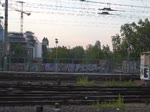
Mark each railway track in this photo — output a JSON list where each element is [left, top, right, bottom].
[[0, 71, 140, 82], [0, 84, 149, 106]]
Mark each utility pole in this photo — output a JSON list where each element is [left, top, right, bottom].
[[3, 0, 8, 71], [55, 38, 58, 72]]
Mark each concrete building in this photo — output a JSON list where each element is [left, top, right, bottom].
[[8, 32, 26, 45], [8, 32, 26, 59], [24, 31, 42, 62], [95, 40, 101, 49], [42, 37, 49, 62], [86, 44, 93, 50], [7, 31, 43, 63]]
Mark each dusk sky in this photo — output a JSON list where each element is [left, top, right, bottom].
[[0, 0, 150, 49]]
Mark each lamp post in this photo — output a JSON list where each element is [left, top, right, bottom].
[[55, 38, 58, 72]]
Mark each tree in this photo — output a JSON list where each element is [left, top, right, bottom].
[[84, 43, 105, 64], [10, 43, 26, 57], [48, 46, 71, 63], [70, 46, 84, 59], [9, 43, 27, 63], [101, 44, 112, 59], [112, 18, 150, 60], [69, 46, 85, 63], [85, 46, 101, 60], [111, 34, 126, 59]]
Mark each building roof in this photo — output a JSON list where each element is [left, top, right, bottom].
[[8, 32, 26, 43], [141, 51, 150, 55]]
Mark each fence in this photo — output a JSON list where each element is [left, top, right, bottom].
[[2, 57, 140, 74], [0, 49, 2, 71], [0, 41, 3, 71]]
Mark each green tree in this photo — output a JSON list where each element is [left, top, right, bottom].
[[101, 44, 112, 59], [85, 46, 101, 60], [48, 46, 71, 63], [112, 18, 150, 60], [84, 44, 105, 64], [111, 34, 126, 59], [9, 43, 27, 63], [10, 43, 26, 57], [70, 46, 85, 59]]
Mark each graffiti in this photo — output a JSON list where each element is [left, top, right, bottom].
[[9, 63, 25, 71], [9, 62, 113, 72], [45, 64, 55, 72], [44, 62, 112, 72], [122, 61, 140, 73], [8, 60, 140, 73]]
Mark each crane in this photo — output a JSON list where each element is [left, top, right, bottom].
[[1, 1, 31, 33], [16, 1, 31, 33]]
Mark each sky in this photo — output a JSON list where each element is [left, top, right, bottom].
[[0, 0, 150, 49]]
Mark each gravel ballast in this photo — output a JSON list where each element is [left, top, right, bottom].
[[0, 104, 150, 112]]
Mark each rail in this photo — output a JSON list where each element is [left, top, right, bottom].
[[0, 84, 149, 106]]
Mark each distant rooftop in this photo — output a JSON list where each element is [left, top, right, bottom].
[[25, 31, 34, 34], [8, 32, 24, 37], [141, 51, 150, 54]]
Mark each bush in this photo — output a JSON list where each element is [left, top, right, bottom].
[[76, 76, 96, 86]]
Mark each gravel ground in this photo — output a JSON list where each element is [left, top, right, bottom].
[[0, 104, 150, 112]]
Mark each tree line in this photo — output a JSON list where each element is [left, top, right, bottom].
[[112, 18, 150, 60], [48, 18, 150, 61], [10, 18, 150, 62], [46, 45, 112, 61]]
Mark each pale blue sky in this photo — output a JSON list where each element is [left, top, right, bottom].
[[0, 0, 150, 49]]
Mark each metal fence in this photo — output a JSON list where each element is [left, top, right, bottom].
[[0, 49, 2, 71], [0, 40, 3, 71], [2, 57, 140, 74]]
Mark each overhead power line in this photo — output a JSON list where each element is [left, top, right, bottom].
[[79, 0, 150, 9]]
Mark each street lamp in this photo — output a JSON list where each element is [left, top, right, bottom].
[[55, 38, 58, 72]]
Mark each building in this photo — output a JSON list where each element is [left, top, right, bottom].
[[42, 37, 49, 46], [95, 40, 101, 49], [86, 44, 93, 49], [8, 32, 26, 46], [42, 37, 49, 62], [8, 32, 26, 62], [24, 31, 42, 62], [7, 31, 43, 63]]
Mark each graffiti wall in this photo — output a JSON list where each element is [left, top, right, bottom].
[[8, 60, 140, 73], [122, 61, 140, 73], [44, 62, 112, 72], [8, 60, 112, 72]]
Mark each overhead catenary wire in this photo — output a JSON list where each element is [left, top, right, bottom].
[[1, 0, 150, 16], [0, 0, 150, 32], [4, 1, 150, 18]]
